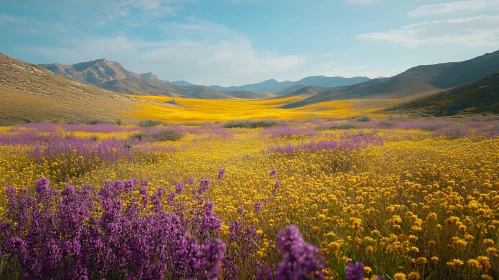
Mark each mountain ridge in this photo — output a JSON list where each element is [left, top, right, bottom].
[[282, 49, 499, 108], [210, 75, 371, 94], [382, 72, 499, 116], [41, 60, 263, 99]]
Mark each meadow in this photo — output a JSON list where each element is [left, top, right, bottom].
[[0, 116, 498, 279]]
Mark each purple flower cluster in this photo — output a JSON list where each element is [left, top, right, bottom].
[[198, 179, 211, 195], [274, 225, 325, 280], [270, 168, 277, 179], [0, 178, 231, 279], [346, 261, 365, 280], [229, 221, 259, 257], [218, 168, 226, 180]]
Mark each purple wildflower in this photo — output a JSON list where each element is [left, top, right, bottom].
[[346, 261, 365, 280], [198, 179, 211, 195], [270, 169, 277, 179], [186, 176, 195, 185], [217, 168, 226, 180], [221, 256, 238, 280], [254, 201, 262, 213], [168, 192, 176, 206], [273, 181, 281, 195], [275, 225, 325, 280], [201, 238, 226, 279], [175, 181, 184, 194], [35, 178, 50, 195]]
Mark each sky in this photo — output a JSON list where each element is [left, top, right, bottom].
[[1, 0, 499, 86]]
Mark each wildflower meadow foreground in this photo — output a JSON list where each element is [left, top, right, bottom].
[[0, 117, 498, 279]]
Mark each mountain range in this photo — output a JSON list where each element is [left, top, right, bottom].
[[40, 60, 262, 99], [41, 60, 372, 97], [208, 76, 371, 94]]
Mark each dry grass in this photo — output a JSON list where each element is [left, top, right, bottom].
[[0, 52, 138, 123]]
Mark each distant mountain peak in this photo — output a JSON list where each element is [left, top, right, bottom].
[[209, 76, 371, 94], [140, 72, 158, 79], [41, 58, 138, 85], [171, 80, 197, 87]]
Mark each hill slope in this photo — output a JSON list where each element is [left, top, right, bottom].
[[0, 53, 137, 123], [383, 72, 499, 116], [283, 50, 499, 108], [211, 76, 371, 94]]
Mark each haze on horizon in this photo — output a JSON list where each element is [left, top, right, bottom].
[[1, 0, 499, 86]]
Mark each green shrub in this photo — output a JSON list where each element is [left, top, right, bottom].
[[329, 123, 356, 130], [356, 116, 371, 122], [138, 120, 163, 128], [223, 119, 278, 129], [0, 120, 14, 126], [378, 121, 395, 128], [130, 129, 182, 142]]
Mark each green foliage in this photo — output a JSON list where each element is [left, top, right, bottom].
[[130, 128, 182, 142], [356, 116, 371, 122], [327, 123, 356, 130], [378, 121, 395, 128], [0, 120, 14, 126], [223, 119, 278, 129], [138, 120, 163, 128]]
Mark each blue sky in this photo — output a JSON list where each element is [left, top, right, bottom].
[[1, 0, 499, 86]]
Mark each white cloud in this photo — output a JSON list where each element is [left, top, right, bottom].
[[409, 0, 499, 17], [0, 14, 66, 34], [34, 19, 306, 86], [357, 15, 499, 47]]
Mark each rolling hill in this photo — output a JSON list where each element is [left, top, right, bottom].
[[210, 76, 371, 94], [0, 53, 138, 123], [41, 59, 264, 99], [383, 72, 499, 116], [282, 49, 499, 108]]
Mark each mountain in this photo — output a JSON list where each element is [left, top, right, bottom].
[[0, 53, 137, 123], [41, 59, 263, 99], [279, 84, 308, 95], [99, 77, 263, 99], [282, 50, 499, 108], [383, 72, 499, 116], [211, 76, 371, 94], [171, 80, 197, 87], [40, 59, 139, 85]]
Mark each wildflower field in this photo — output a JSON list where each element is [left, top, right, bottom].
[[0, 117, 498, 279]]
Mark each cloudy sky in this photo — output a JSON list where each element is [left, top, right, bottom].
[[1, 0, 498, 86]]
